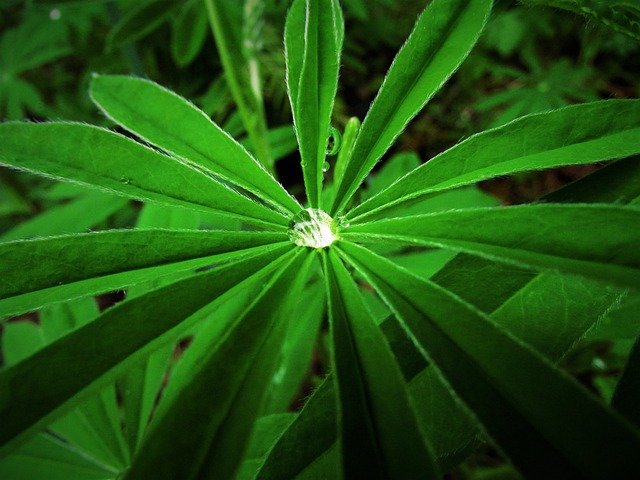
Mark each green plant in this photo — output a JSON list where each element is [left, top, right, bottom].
[[1, 0, 640, 478]]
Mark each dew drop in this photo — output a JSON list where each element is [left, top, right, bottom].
[[325, 126, 342, 156], [288, 208, 337, 249], [337, 215, 350, 228], [322, 161, 330, 173], [120, 177, 131, 184]]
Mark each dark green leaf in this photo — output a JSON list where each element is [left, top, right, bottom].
[[0, 242, 293, 455], [124, 249, 315, 480], [612, 336, 640, 428], [339, 241, 640, 480], [106, 0, 175, 50], [171, 0, 208, 66], [323, 250, 438, 479]]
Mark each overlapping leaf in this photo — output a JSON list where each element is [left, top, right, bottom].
[[348, 100, 640, 222], [338, 241, 640, 479], [330, 0, 492, 215], [344, 204, 640, 289], [0, 242, 293, 455], [125, 249, 314, 479], [90, 75, 298, 215], [0, 122, 287, 227], [322, 250, 438, 479]]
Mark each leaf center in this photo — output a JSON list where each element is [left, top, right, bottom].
[[288, 208, 338, 248]]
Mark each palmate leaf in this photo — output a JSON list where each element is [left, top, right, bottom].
[[124, 249, 314, 480], [89, 75, 299, 215], [344, 204, 640, 290], [0, 229, 285, 318], [322, 250, 439, 479], [0, 242, 293, 455], [330, 0, 493, 215], [285, 0, 344, 208], [348, 100, 640, 222]]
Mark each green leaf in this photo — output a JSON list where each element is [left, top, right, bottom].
[[262, 280, 326, 413], [322, 250, 439, 479], [118, 203, 198, 456], [106, 0, 175, 50], [519, 0, 640, 41], [236, 414, 296, 480], [612, 336, 640, 428], [0, 433, 118, 480], [0, 122, 289, 227], [256, 377, 337, 480], [89, 75, 299, 215], [338, 241, 640, 479], [332, 116, 360, 194], [330, 0, 492, 215], [124, 249, 315, 480], [348, 100, 640, 222], [285, 0, 344, 207], [0, 192, 128, 241], [0, 229, 286, 318], [0, 242, 293, 455], [344, 204, 640, 290], [204, 0, 273, 170], [546, 156, 640, 205], [170, 0, 208, 66]]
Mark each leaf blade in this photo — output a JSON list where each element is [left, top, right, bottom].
[[285, 0, 344, 207], [343, 204, 640, 290], [89, 75, 299, 215], [322, 250, 439, 479], [349, 100, 640, 221], [0, 122, 287, 227], [330, 0, 492, 215], [339, 241, 640, 480]]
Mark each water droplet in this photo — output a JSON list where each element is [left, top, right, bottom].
[[322, 161, 330, 173], [49, 8, 61, 20], [325, 126, 342, 156], [119, 177, 131, 184], [336, 214, 350, 228], [288, 208, 338, 249]]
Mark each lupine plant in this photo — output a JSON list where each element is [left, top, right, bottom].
[[1, 0, 640, 478]]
